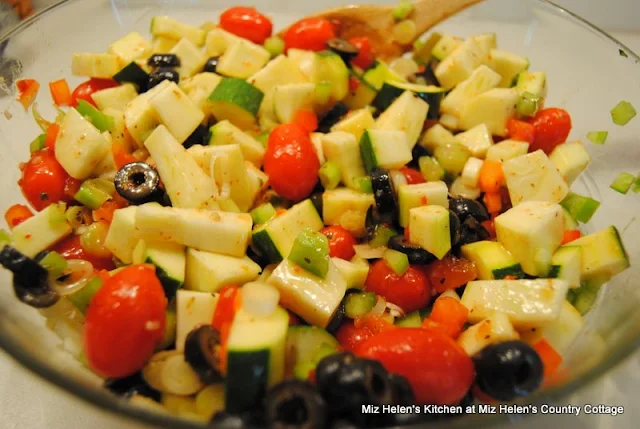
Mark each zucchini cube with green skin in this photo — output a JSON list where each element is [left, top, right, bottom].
[[568, 226, 630, 282], [149, 82, 204, 144], [503, 150, 569, 205], [217, 39, 270, 79], [320, 132, 367, 191], [288, 229, 331, 279], [124, 80, 172, 147], [459, 88, 518, 137], [373, 91, 429, 149], [252, 199, 324, 264], [71, 53, 123, 78], [208, 120, 265, 167], [397, 181, 449, 228], [330, 108, 375, 141], [209, 78, 264, 130], [150, 16, 206, 46], [434, 37, 488, 90], [133, 240, 186, 299], [55, 108, 111, 180], [520, 301, 584, 354], [206, 28, 243, 56], [268, 259, 347, 328], [548, 246, 582, 289], [457, 312, 519, 356], [485, 139, 529, 162], [169, 37, 208, 79], [92, 84, 138, 112], [419, 124, 459, 152], [144, 125, 215, 209], [104, 206, 140, 264], [440, 65, 501, 118], [135, 204, 252, 257], [179, 72, 222, 117], [184, 249, 261, 293], [455, 124, 494, 158], [460, 241, 524, 280], [360, 129, 412, 173], [495, 201, 565, 277], [176, 290, 218, 351], [332, 256, 369, 290], [312, 52, 350, 103], [431, 34, 462, 61], [273, 83, 316, 123], [549, 141, 591, 185], [322, 188, 375, 238], [488, 49, 530, 88], [11, 204, 72, 258], [108, 32, 151, 63], [461, 279, 570, 328], [409, 205, 451, 260]]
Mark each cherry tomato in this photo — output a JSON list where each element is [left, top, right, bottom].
[[52, 235, 116, 271], [321, 225, 356, 260], [349, 37, 375, 70], [561, 229, 581, 245], [528, 108, 572, 154], [84, 265, 167, 378], [70, 78, 119, 107], [424, 255, 478, 294], [365, 259, 431, 313], [336, 320, 375, 353], [19, 149, 69, 211], [400, 166, 426, 184], [4, 204, 33, 228], [219, 6, 273, 45], [427, 296, 469, 339], [292, 109, 318, 133], [355, 327, 474, 405], [506, 118, 535, 145], [283, 17, 336, 52], [212, 285, 240, 333], [264, 124, 320, 201]]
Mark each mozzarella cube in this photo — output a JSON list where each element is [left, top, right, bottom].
[[503, 150, 569, 205]]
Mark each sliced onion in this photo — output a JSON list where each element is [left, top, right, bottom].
[[49, 260, 94, 296], [354, 244, 388, 260], [369, 296, 387, 318], [241, 282, 280, 318], [386, 302, 406, 319]]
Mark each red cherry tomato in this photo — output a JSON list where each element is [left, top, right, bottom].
[[506, 118, 535, 145], [70, 78, 119, 107], [400, 167, 426, 185], [264, 124, 320, 201], [349, 37, 375, 70], [355, 327, 474, 405], [19, 149, 70, 211], [365, 259, 431, 313], [424, 255, 478, 294], [528, 108, 572, 154], [561, 229, 581, 245], [212, 285, 240, 333], [52, 235, 116, 271], [292, 109, 318, 133], [4, 204, 34, 228], [321, 225, 356, 260], [283, 17, 336, 52], [219, 6, 273, 45], [336, 320, 375, 353], [84, 265, 167, 378]]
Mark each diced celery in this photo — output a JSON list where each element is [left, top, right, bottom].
[[392, 0, 414, 21], [354, 176, 373, 194], [610, 100, 636, 126], [633, 174, 640, 193], [74, 180, 112, 209], [76, 100, 115, 132], [293, 342, 337, 379], [434, 143, 470, 176], [560, 192, 600, 223], [610, 172, 635, 194], [419, 156, 445, 182], [395, 311, 422, 327], [48, 203, 67, 226], [29, 134, 46, 153], [263, 36, 285, 58], [586, 131, 608, 145], [37, 251, 68, 279], [369, 225, 397, 248], [516, 92, 540, 118], [250, 203, 277, 225], [288, 228, 330, 278], [68, 276, 103, 314], [344, 292, 377, 319], [383, 248, 409, 275], [319, 161, 341, 190], [0, 229, 11, 247]]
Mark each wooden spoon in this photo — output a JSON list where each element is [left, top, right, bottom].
[[279, 0, 483, 62]]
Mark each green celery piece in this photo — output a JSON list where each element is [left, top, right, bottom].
[[319, 161, 341, 190], [369, 225, 397, 248], [29, 134, 46, 153], [383, 248, 409, 275], [392, 0, 414, 21], [560, 192, 600, 223], [250, 203, 276, 225], [68, 276, 103, 314], [74, 181, 111, 209], [610, 172, 635, 194], [516, 92, 540, 118], [610, 101, 636, 126], [354, 176, 373, 194], [586, 131, 608, 145], [37, 251, 68, 279], [288, 228, 330, 279], [76, 100, 114, 132], [632, 174, 640, 193]]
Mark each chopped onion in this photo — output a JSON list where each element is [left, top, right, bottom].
[[354, 244, 388, 260], [369, 296, 387, 318], [49, 260, 94, 296], [386, 302, 405, 319], [241, 282, 280, 318]]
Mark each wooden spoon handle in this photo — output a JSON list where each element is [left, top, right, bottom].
[[412, 0, 483, 36]]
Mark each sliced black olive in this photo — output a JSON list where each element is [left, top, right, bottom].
[[204, 56, 219, 73], [104, 372, 161, 402], [388, 373, 414, 405], [211, 411, 254, 429], [317, 103, 349, 133], [264, 380, 327, 429], [409, 144, 429, 168], [310, 190, 324, 216], [184, 325, 223, 384], [13, 279, 59, 308], [182, 124, 209, 148], [370, 168, 397, 218], [326, 38, 359, 64], [114, 162, 163, 205], [458, 215, 490, 247], [449, 198, 490, 222], [147, 53, 181, 68], [0, 246, 59, 308], [147, 67, 179, 90], [417, 59, 440, 87], [387, 235, 437, 265], [449, 210, 462, 247], [325, 298, 345, 335], [473, 340, 543, 402]]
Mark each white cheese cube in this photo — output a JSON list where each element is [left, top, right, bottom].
[[503, 150, 569, 205]]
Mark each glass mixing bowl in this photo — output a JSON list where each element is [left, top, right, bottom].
[[0, 0, 638, 427]]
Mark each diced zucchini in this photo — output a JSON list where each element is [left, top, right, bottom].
[[343, 61, 404, 110], [397, 181, 449, 227], [184, 248, 261, 293], [457, 312, 519, 356], [248, 55, 308, 95], [319, 161, 341, 190], [455, 123, 494, 158], [344, 292, 377, 318], [450, 176, 481, 200], [434, 38, 487, 90], [312, 52, 349, 103], [205, 28, 243, 56], [569, 226, 629, 282], [179, 72, 223, 117], [320, 132, 367, 191], [288, 229, 331, 279], [153, 36, 178, 54], [151, 16, 206, 46], [548, 246, 582, 289], [360, 129, 412, 172], [108, 32, 151, 63], [459, 88, 518, 137], [332, 256, 369, 290], [133, 240, 186, 298], [55, 108, 111, 180], [92, 83, 138, 112], [286, 326, 339, 379], [208, 120, 265, 167], [461, 279, 570, 328], [549, 141, 591, 185], [419, 124, 459, 152], [135, 204, 252, 257], [251, 203, 277, 225], [503, 150, 569, 205], [560, 192, 600, 224], [461, 241, 524, 280], [572, 278, 606, 315], [209, 78, 264, 130], [409, 205, 450, 259], [495, 201, 565, 277], [330, 108, 375, 141], [488, 49, 530, 87], [433, 141, 471, 176], [149, 82, 204, 144], [71, 53, 123, 78], [104, 206, 139, 263], [485, 139, 529, 162], [124, 80, 172, 146], [144, 125, 215, 208], [252, 199, 324, 264], [431, 34, 462, 61], [169, 37, 208, 78], [440, 65, 501, 119], [515, 71, 547, 117], [267, 259, 347, 328], [383, 248, 409, 275], [273, 83, 315, 123], [176, 289, 218, 351], [11, 204, 71, 258], [373, 91, 429, 149], [395, 311, 423, 327], [322, 188, 375, 238], [373, 82, 445, 120], [520, 301, 584, 354], [217, 39, 270, 79], [473, 33, 497, 52]]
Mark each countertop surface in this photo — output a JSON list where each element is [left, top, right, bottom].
[[0, 10, 639, 429]]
